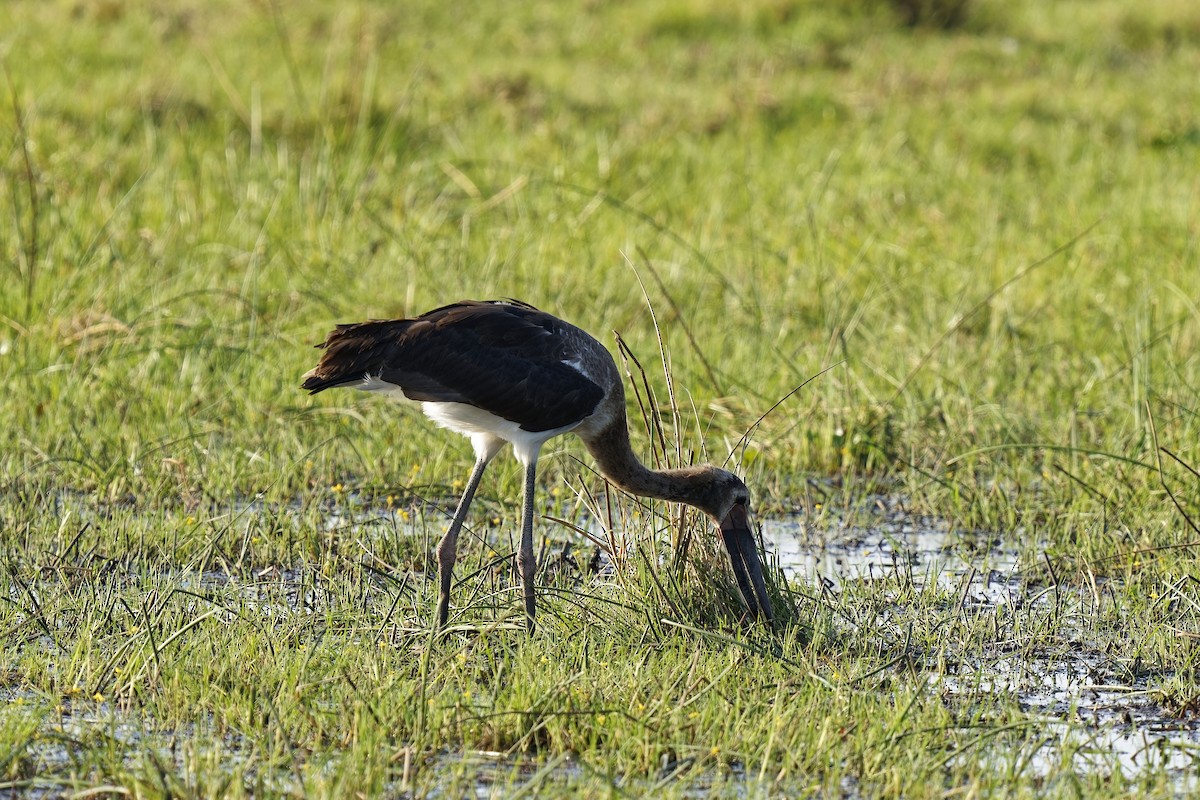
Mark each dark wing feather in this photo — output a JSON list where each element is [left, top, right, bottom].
[[301, 300, 607, 433]]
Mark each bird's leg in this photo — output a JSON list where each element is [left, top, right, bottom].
[[435, 457, 489, 628], [517, 460, 539, 634]]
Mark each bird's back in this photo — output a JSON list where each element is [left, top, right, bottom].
[[301, 300, 609, 433]]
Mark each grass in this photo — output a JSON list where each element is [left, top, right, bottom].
[[3, 0, 1200, 795]]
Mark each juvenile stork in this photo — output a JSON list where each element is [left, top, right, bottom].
[[301, 300, 773, 631]]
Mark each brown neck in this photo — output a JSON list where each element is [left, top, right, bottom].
[[581, 416, 716, 510]]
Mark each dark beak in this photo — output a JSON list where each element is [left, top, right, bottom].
[[719, 503, 774, 623]]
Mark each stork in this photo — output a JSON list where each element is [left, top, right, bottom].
[[301, 300, 774, 632]]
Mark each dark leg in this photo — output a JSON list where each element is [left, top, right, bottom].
[[516, 460, 539, 634], [435, 457, 489, 628]]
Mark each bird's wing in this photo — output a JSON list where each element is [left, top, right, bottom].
[[301, 301, 607, 433]]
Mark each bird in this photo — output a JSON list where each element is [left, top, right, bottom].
[[301, 299, 774, 632]]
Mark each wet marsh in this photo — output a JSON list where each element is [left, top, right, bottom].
[[5, 490, 1200, 796], [5, 0, 1200, 796]]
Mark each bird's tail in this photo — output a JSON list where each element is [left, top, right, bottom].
[[300, 320, 408, 394]]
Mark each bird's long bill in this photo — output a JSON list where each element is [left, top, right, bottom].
[[719, 504, 775, 623]]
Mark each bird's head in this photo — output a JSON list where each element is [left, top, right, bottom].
[[693, 468, 774, 623]]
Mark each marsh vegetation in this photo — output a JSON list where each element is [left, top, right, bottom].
[[3, 0, 1200, 796]]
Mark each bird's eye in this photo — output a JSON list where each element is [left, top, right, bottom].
[[735, 495, 748, 506]]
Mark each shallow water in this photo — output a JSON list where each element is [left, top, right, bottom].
[[935, 654, 1200, 781], [760, 513, 1022, 602], [759, 509, 1199, 789]]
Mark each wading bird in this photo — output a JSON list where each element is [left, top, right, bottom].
[[301, 300, 774, 632]]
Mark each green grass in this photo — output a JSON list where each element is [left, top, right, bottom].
[[3, 0, 1200, 795]]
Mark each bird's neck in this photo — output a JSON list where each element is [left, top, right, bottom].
[[582, 417, 713, 508]]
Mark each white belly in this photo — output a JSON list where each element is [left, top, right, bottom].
[[421, 401, 580, 467]]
